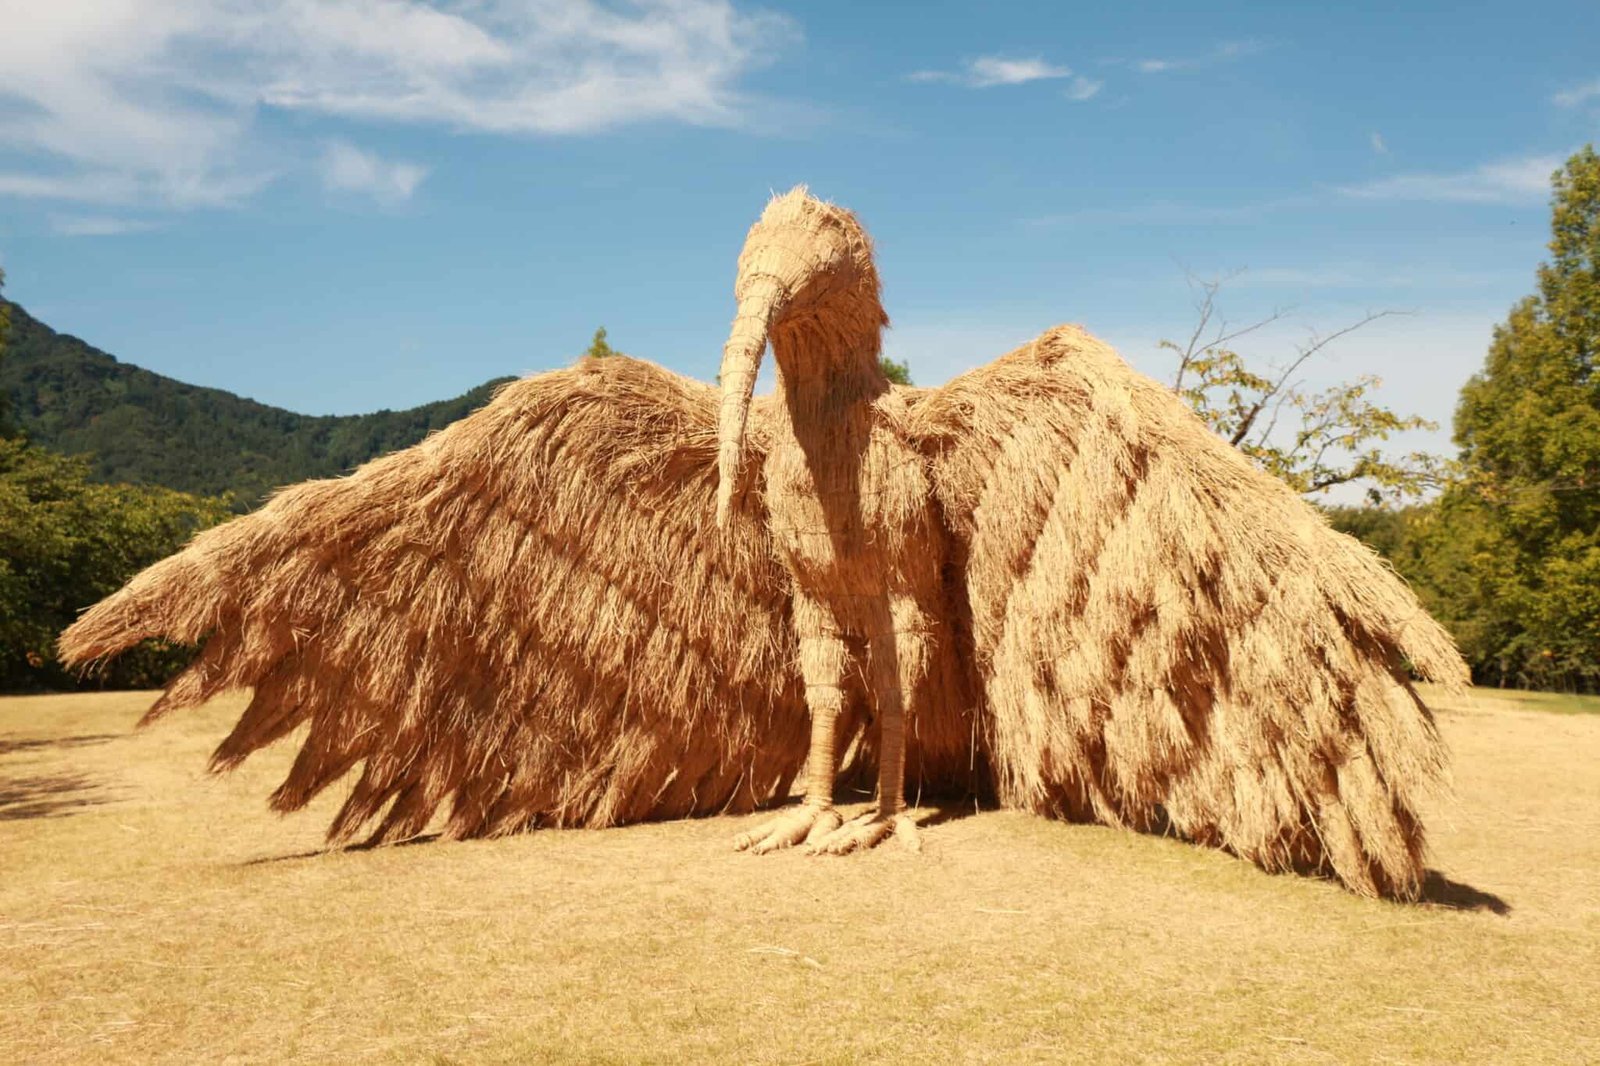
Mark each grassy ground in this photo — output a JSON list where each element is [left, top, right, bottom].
[[1455, 686, 1600, 716], [2, 686, 1597, 1065]]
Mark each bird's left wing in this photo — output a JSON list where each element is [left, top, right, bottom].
[[60, 357, 809, 844], [904, 325, 1467, 898]]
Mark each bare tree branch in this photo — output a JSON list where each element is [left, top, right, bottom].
[[1159, 277, 1437, 503], [1169, 270, 1287, 394]]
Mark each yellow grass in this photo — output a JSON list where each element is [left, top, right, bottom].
[[2, 685, 1596, 1064]]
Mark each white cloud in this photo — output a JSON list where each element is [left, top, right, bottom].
[[0, 0, 793, 210], [248, 1, 792, 132], [320, 141, 427, 204], [1370, 131, 1388, 155], [967, 56, 1070, 87], [1337, 154, 1560, 205], [1065, 76, 1103, 102], [908, 55, 1072, 88], [1133, 39, 1265, 74], [1552, 78, 1600, 107], [50, 214, 158, 236]]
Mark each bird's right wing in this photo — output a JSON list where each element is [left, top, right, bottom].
[[60, 357, 809, 844]]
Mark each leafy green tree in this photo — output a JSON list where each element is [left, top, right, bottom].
[[880, 356, 912, 386], [583, 326, 619, 359], [1444, 145, 1600, 689], [0, 439, 230, 691], [1322, 503, 1412, 558], [0, 267, 12, 438]]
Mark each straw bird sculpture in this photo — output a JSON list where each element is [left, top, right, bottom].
[[60, 188, 1467, 899]]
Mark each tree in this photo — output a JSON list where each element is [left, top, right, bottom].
[[0, 439, 232, 691], [1164, 277, 1443, 503], [880, 356, 912, 386], [583, 326, 620, 359], [0, 268, 12, 438], [1445, 145, 1600, 689]]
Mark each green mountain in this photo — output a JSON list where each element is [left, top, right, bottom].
[[0, 299, 514, 508]]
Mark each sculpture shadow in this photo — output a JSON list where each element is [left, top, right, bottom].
[[912, 801, 989, 830], [243, 832, 444, 866], [1418, 870, 1511, 915], [0, 733, 119, 756], [0, 771, 113, 821], [0, 733, 119, 821]]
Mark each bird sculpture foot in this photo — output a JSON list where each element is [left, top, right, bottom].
[[733, 803, 844, 854], [807, 811, 921, 855]]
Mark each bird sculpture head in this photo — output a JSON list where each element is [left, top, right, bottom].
[[716, 186, 889, 527]]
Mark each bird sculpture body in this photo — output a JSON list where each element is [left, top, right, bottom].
[[60, 187, 1468, 898], [718, 192, 945, 854]]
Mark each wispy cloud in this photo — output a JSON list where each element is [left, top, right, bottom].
[[320, 142, 427, 205], [1370, 132, 1388, 155], [1553, 78, 1600, 107], [1035, 151, 1561, 229], [0, 165, 273, 210], [50, 215, 159, 237], [1132, 39, 1266, 73], [908, 55, 1072, 88], [0, 0, 794, 211], [1337, 154, 1559, 205], [1065, 76, 1103, 102], [1027, 194, 1310, 228]]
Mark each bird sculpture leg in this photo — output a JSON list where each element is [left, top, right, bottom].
[[733, 595, 846, 853], [810, 595, 927, 854]]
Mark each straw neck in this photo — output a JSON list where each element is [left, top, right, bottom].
[[770, 311, 886, 415], [770, 319, 886, 447]]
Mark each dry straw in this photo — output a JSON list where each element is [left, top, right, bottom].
[[61, 187, 1466, 898]]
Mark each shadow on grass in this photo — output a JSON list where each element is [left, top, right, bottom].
[[1419, 870, 1511, 915], [914, 802, 987, 829], [0, 771, 113, 821], [0, 733, 120, 756], [243, 801, 988, 866], [244, 832, 444, 866], [235, 811, 1511, 922]]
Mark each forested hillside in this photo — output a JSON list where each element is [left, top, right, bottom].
[[0, 299, 513, 507]]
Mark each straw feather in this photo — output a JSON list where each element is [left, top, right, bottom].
[[60, 188, 1465, 898]]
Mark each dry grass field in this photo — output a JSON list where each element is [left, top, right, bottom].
[[2, 685, 1597, 1064]]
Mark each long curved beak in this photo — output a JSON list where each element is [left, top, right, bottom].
[[716, 276, 785, 528]]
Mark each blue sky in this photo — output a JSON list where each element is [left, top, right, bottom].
[[1, 1, 1597, 480]]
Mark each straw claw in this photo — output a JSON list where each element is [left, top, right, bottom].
[[734, 804, 843, 855], [807, 812, 920, 856]]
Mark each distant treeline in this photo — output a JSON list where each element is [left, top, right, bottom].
[[0, 299, 513, 509]]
